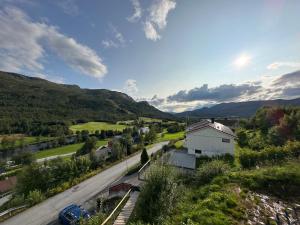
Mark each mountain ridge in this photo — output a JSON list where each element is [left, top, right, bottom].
[[0, 71, 174, 131], [175, 98, 300, 118]]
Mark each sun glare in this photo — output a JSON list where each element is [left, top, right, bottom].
[[234, 54, 251, 68]]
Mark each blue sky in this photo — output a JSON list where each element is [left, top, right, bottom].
[[0, 0, 300, 112]]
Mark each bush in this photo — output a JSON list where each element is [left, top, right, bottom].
[[134, 165, 180, 224], [12, 152, 35, 165], [195, 160, 230, 185], [26, 189, 45, 206], [231, 160, 300, 198], [239, 141, 300, 168]]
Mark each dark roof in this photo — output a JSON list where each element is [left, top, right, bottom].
[[187, 119, 236, 137]]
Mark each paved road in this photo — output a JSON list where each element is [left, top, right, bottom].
[[2, 142, 167, 225], [36, 153, 75, 163]]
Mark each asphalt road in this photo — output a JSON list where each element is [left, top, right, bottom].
[[2, 142, 167, 225], [36, 152, 75, 163]]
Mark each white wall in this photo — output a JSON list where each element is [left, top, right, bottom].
[[186, 127, 234, 157]]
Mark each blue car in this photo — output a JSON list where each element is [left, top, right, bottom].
[[58, 204, 91, 225]]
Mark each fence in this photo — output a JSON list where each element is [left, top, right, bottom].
[[138, 160, 150, 181]]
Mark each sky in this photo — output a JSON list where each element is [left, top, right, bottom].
[[0, 0, 300, 112]]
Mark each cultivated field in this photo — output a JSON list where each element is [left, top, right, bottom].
[[70, 122, 127, 133]]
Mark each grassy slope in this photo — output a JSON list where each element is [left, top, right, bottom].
[[70, 122, 127, 133], [166, 160, 300, 225], [34, 140, 108, 159], [157, 131, 185, 142]]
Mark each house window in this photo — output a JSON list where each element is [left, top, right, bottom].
[[222, 138, 230, 143], [195, 149, 202, 154]]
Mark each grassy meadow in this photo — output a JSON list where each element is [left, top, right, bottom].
[[70, 122, 127, 133], [34, 140, 108, 159]]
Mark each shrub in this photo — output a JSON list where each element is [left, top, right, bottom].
[[26, 189, 45, 206], [134, 165, 180, 224], [195, 160, 230, 185], [231, 160, 300, 198], [239, 141, 300, 168]]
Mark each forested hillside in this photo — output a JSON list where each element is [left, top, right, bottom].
[[0, 71, 173, 135]]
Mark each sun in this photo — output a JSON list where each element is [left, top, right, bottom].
[[234, 54, 251, 68]]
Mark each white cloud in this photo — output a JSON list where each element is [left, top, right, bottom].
[[56, 0, 79, 16], [267, 61, 300, 70], [102, 40, 118, 48], [127, 0, 142, 23], [143, 21, 161, 41], [145, 71, 300, 112], [102, 25, 126, 49], [123, 79, 138, 96], [143, 0, 176, 41], [0, 7, 107, 79]]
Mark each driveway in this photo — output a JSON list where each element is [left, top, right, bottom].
[[2, 142, 167, 225]]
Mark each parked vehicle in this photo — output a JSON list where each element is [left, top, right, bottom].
[[58, 204, 90, 225]]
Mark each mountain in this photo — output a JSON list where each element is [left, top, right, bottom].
[[0, 71, 174, 127], [176, 98, 300, 118]]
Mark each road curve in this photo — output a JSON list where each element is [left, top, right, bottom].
[[2, 142, 167, 225]]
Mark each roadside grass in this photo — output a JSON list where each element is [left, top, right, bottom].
[[34, 140, 108, 159], [125, 163, 141, 176], [70, 122, 127, 133], [157, 131, 185, 142]]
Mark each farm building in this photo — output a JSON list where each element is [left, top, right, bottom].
[[185, 119, 236, 157]]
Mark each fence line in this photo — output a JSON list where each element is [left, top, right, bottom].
[[0, 205, 27, 218]]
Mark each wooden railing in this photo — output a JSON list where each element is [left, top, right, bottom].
[[100, 189, 132, 225], [138, 160, 150, 181]]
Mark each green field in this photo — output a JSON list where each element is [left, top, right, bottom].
[[139, 117, 162, 123], [157, 131, 185, 142], [0, 135, 54, 150], [70, 122, 127, 133], [34, 140, 108, 159]]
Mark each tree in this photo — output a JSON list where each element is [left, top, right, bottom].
[[111, 140, 123, 160], [76, 137, 97, 156], [236, 129, 248, 147], [141, 148, 149, 165], [144, 127, 157, 144], [12, 152, 35, 165]]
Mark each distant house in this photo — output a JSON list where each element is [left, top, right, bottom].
[[139, 127, 149, 134], [95, 146, 111, 160], [186, 119, 236, 157]]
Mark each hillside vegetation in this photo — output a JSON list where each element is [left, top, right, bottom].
[[129, 106, 300, 225], [0, 71, 173, 135]]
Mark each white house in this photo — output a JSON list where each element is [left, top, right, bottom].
[[139, 127, 150, 134], [186, 119, 236, 157]]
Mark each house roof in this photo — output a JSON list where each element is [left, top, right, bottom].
[[187, 119, 236, 138], [0, 176, 17, 193]]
